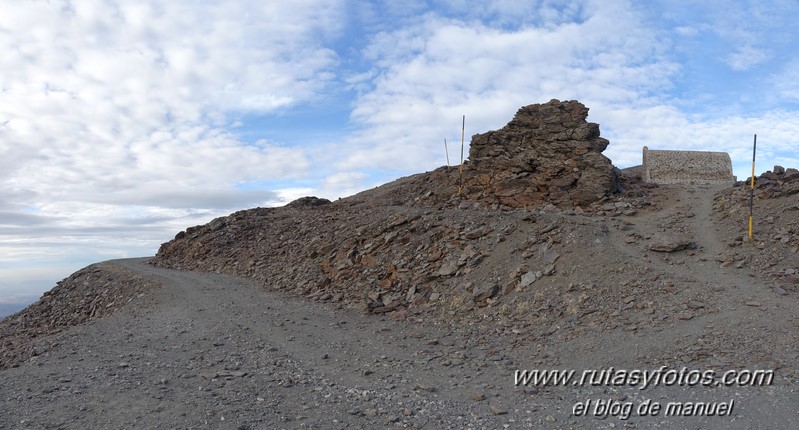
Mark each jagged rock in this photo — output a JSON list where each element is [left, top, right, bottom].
[[539, 244, 560, 264], [437, 260, 460, 277], [463, 99, 618, 207], [648, 234, 696, 252], [519, 272, 538, 288], [209, 217, 227, 232], [472, 283, 499, 302], [287, 196, 331, 208], [464, 225, 493, 240]]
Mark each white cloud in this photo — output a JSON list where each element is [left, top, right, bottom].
[[724, 45, 771, 71], [771, 60, 799, 101], [0, 0, 346, 283], [338, 1, 676, 173], [0, 0, 342, 209], [319, 171, 371, 199], [673, 25, 700, 37]]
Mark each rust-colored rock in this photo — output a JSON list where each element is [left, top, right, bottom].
[[463, 99, 617, 207]]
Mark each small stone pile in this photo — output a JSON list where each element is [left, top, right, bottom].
[[463, 99, 618, 207], [746, 165, 799, 199]]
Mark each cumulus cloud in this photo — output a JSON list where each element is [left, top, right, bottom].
[[0, 0, 347, 289], [333, 0, 799, 183], [0, 0, 342, 210], [318, 171, 371, 199], [337, 0, 676, 174]]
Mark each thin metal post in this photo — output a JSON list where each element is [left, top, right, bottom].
[[459, 115, 465, 195], [444, 138, 450, 169]]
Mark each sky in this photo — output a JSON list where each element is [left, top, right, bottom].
[[1, 0, 798, 306]]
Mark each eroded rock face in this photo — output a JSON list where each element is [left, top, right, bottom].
[[463, 99, 618, 207]]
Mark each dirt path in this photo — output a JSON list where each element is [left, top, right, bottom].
[[0, 258, 552, 429], [592, 184, 798, 364], [2, 182, 798, 430]]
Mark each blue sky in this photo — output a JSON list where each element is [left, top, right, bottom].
[[1, 0, 798, 305]]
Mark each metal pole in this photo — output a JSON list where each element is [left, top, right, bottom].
[[748, 134, 756, 238], [444, 138, 450, 169], [459, 115, 465, 195]]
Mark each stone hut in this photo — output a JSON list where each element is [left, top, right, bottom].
[[642, 146, 735, 184]]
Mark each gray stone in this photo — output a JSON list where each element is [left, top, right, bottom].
[[437, 261, 459, 276], [490, 404, 508, 415], [472, 284, 499, 302], [648, 234, 695, 252], [464, 225, 493, 240], [520, 272, 538, 288]]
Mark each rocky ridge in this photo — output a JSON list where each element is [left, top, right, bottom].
[[149, 171, 654, 330], [2, 99, 642, 371], [144, 102, 796, 377], [151, 100, 643, 331], [146, 173, 799, 377]]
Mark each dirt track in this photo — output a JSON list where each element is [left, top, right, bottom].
[[0, 261, 796, 428], [1, 184, 798, 429], [2, 258, 551, 429]]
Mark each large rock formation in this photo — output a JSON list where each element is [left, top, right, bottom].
[[463, 99, 618, 207]]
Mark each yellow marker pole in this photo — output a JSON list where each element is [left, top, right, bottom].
[[459, 115, 465, 195], [748, 134, 756, 238]]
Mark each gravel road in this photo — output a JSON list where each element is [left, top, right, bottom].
[[1, 258, 796, 429]]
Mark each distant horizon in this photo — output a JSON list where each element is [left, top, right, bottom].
[[2, 0, 798, 302], [0, 301, 37, 319]]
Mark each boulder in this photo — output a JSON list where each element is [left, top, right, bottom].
[[472, 283, 499, 302], [463, 99, 617, 207], [287, 196, 331, 208], [648, 234, 696, 252]]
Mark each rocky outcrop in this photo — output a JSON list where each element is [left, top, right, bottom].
[[463, 99, 617, 207], [713, 166, 799, 290], [287, 196, 331, 208], [750, 165, 799, 198]]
